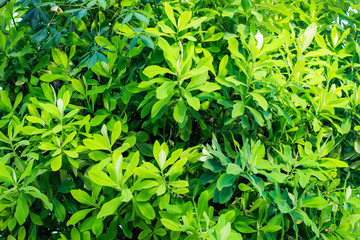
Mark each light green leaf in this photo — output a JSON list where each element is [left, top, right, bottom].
[[302, 197, 328, 209], [89, 170, 117, 187], [71, 189, 94, 206], [158, 38, 178, 67], [226, 163, 241, 175], [232, 101, 245, 118], [304, 49, 334, 57], [235, 222, 256, 233], [97, 197, 122, 218], [159, 149, 166, 170], [183, 91, 200, 111], [16, 194, 29, 225], [260, 225, 282, 232], [250, 93, 268, 110], [163, 2, 177, 28], [137, 202, 155, 220], [300, 22, 317, 53], [173, 98, 187, 123], [98, 0, 106, 10], [196, 82, 221, 92], [111, 121, 122, 146], [83, 135, 110, 151], [178, 11, 191, 31], [51, 154, 62, 171], [67, 209, 94, 225], [52, 48, 68, 69], [156, 81, 176, 99], [143, 66, 175, 78], [246, 106, 265, 126], [161, 218, 181, 231], [180, 66, 208, 81]]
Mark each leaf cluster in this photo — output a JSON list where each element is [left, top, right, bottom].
[[1, 0, 360, 239]]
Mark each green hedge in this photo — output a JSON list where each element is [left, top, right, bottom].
[[1, 0, 360, 239]]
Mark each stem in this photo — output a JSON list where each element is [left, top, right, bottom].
[[10, 141, 25, 173], [11, 14, 17, 29], [191, 199, 206, 240], [98, 6, 101, 35], [153, 0, 160, 21]]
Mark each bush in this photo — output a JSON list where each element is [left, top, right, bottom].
[[1, 0, 360, 239]]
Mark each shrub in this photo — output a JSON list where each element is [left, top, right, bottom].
[[0, 0, 360, 239]]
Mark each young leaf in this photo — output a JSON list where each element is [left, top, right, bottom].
[[16, 194, 29, 225], [111, 121, 122, 146], [173, 98, 187, 123], [143, 66, 175, 78], [163, 2, 177, 28], [97, 197, 122, 218], [300, 22, 317, 53], [89, 170, 118, 187]]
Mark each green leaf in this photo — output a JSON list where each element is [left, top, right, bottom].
[[67, 209, 94, 225], [143, 66, 175, 78], [158, 37, 178, 67], [173, 98, 187, 123], [71, 79, 85, 95], [228, 38, 246, 61], [220, 222, 231, 240], [226, 163, 241, 175], [304, 49, 334, 57], [98, 0, 106, 10], [302, 197, 328, 209], [19, 159, 34, 182], [178, 11, 191, 31], [260, 225, 282, 232], [250, 93, 268, 111], [71, 227, 81, 240], [197, 190, 208, 217], [232, 101, 245, 118], [84, 137, 110, 151], [53, 198, 66, 222], [97, 197, 122, 218], [246, 106, 265, 126], [156, 81, 176, 99], [140, 35, 154, 49], [134, 167, 160, 179], [52, 48, 68, 69], [51, 154, 62, 171], [111, 121, 122, 146], [134, 12, 149, 24], [158, 149, 166, 170], [92, 217, 104, 236], [163, 2, 177, 28], [16, 194, 29, 225], [161, 218, 181, 231], [183, 91, 200, 111], [40, 74, 70, 82], [151, 97, 171, 118], [89, 170, 117, 187], [137, 202, 155, 220], [71, 189, 94, 205], [238, 183, 253, 191], [180, 66, 209, 81], [348, 197, 360, 207], [355, 139, 360, 153], [0, 30, 6, 51], [0, 130, 9, 143], [341, 117, 351, 134], [235, 222, 256, 233], [217, 174, 237, 191], [196, 82, 221, 92], [300, 22, 317, 53]]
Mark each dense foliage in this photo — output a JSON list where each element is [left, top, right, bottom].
[[1, 0, 360, 239]]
